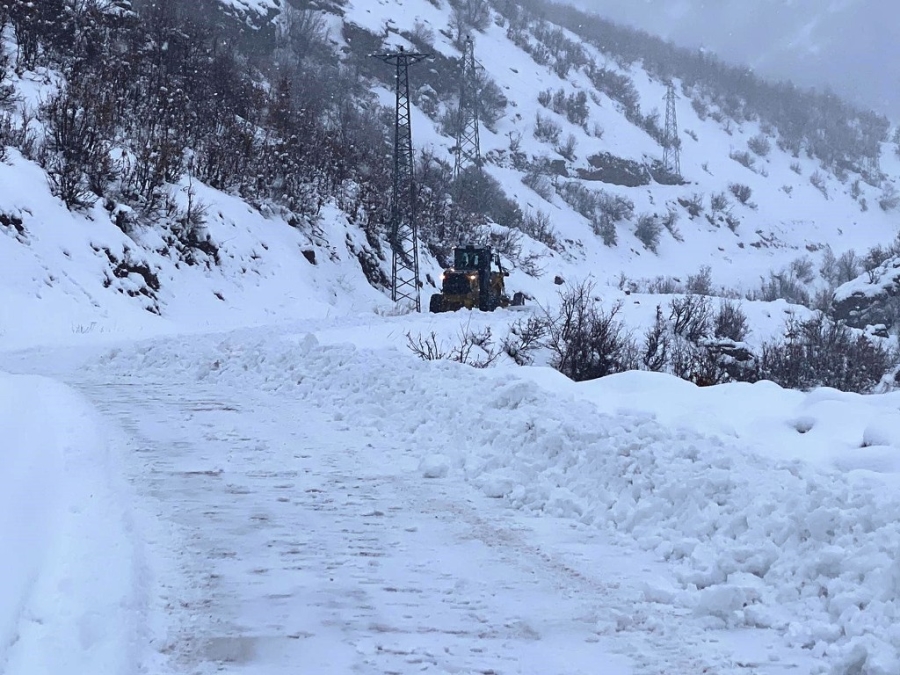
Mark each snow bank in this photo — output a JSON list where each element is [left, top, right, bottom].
[[0, 375, 65, 663], [97, 333, 900, 674], [579, 370, 900, 480], [0, 373, 142, 675]]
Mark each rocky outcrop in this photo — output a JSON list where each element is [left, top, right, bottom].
[[577, 152, 651, 187], [832, 257, 900, 329]]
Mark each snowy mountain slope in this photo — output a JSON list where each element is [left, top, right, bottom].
[[338, 0, 899, 287], [3, 0, 900, 349]]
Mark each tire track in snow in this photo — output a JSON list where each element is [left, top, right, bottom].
[[73, 375, 774, 675]]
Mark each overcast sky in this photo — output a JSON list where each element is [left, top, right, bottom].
[[564, 0, 899, 117]]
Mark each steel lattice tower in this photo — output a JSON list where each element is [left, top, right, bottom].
[[454, 36, 482, 177], [663, 81, 681, 178], [372, 47, 431, 311]]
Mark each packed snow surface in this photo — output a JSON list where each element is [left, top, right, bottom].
[[3, 313, 900, 674]]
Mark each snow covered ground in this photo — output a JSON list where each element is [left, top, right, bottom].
[[5, 1, 900, 672], [3, 312, 900, 675], [0, 371, 144, 674]]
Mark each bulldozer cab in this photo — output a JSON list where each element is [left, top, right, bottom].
[[453, 246, 489, 273]]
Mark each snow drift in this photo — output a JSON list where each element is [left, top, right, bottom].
[[95, 329, 900, 674]]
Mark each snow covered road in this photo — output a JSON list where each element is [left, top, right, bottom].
[[6, 325, 900, 674], [73, 375, 711, 675]]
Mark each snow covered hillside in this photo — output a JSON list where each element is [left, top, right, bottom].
[[3, 0, 900, 347]]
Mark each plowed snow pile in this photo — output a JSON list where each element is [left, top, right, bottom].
[[0, 374, 142, 675], [96, 331, 900, 674]]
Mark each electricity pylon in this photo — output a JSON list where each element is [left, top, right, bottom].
[[663, 81, 681, 178], [371, 47, 431, 311], [454, 36, 482, 178]]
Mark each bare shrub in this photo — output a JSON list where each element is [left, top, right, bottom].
[[646, 276, 679, 294], [597, 191, 635, 222], [640, 297, 752, 386], [789, 256, 815, 284], [593, 214, 617, 247], [634, 213, 662, 253], [522, 169, 554, 201], [714, 300, 749, 341], [809, 171, 829, 199], [519, 209, 560, 251], [533, 112, 561, 144], [753, 270, 811, 306], [790, 161, 802, 175], [557, 133, 577, 160], [661, 208, 682, 241], [729, 149, 755, 169], [502, 314, 550, 366], [836, 250, 862, 284], [38, 85, 111, 209], [669, 337, 728, 387], [729, 182, 753, 205], [642, 305, 670, 372], [747, 133, 772, 157], [709, 191, 730, 213], [411, 19, 435, 47], [759, 313, 894, 392], [669, 294, 713, 343], [546, 282, 637, 381], [277, 6, 331, 64], [406, 331, 446, 360], [558, 181, 597, 219], [820, 246, 862, 286], [691, 97, 709, 120], [685, 265, 713, 295], [406, 323, 500, 368], [2, 108, 37, 159], [879, 182, 900, 211], [678, 193, 704, 218], [563, 91, 589, 127], [863, 241, 900, 272]]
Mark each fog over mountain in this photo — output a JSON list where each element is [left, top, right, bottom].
[[565, 0, 898, 116]]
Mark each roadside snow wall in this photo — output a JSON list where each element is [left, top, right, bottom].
[[0, 373, 140, 675]]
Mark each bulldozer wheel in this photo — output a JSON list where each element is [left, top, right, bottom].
[[429, 294, 444, 313]]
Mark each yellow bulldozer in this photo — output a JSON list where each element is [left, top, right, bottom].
[[429, 245, 525, 313]]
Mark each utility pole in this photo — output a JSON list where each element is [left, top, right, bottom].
[[371, 47, 431, 312], [454, 36, 482, 178], [663, 81, 681, 178]]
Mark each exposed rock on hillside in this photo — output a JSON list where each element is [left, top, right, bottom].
[[832, 258, 900, 329]]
